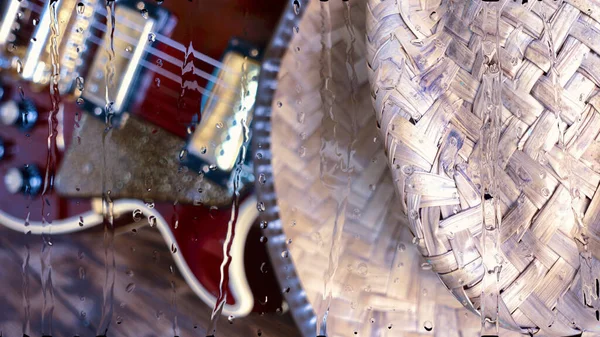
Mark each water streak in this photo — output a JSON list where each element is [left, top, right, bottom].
[[171, 278, 179, 337], [97, 1, 117, 335], [315, 1, 357, 335], [541, 13, 581, 227], [40, 1, 63, 334], [21, 242, 31, 336], [206, 59, 251, 337], [477, 3, 504, 335], [542, 10, 592, 311], [178, 41, 201, 125]]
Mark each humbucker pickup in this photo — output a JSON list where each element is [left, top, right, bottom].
[[0, 0, 170, 115]]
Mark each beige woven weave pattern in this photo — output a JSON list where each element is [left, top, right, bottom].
[[366, 0, 600, 335]]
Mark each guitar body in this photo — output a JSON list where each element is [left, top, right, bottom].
[[0, 0, 287, 317]]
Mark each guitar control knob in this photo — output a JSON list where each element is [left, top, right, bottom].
[[0, 99, 38, 130], [4, 165, 42, 196]]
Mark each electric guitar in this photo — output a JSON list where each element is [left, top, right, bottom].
[[0, 0, 288, 317]]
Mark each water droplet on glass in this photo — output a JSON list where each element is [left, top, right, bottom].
[[256, 201, 266, 212], [77, 2, 85, 14], [171, 243, 177, 254], [357, 263, 368, 275], [79, 266, 86, 279], [156, 59, 163, 67], [412, 237, 420, 245], [216, 122, 223, 129], [421, 262, 432, 270], [398, 243, 406, 252], [132, 209, 142, 222], [293, 0, 301, 15], [209, 205, 218, 219], [126, 270, 134, 277], [148, 215, 156, 227], [423, 321, 433, 331], [541, 187, 550, 197], [126, 283, 135, 293], [260, 262, 268, 274], [277, 101, 283, 108], [76, 97, 84, 105], [148, 32, 156, 42], [258, 173, 267, 185], [75, 76, 85, 91], [16, 59, 23, 74], [297, 111, 305, 124], [298, 146, 306, 158], [281, 251, 289, 258], [257, 329, 262, 336], [154, 77, 160, 88], [228, 315, 235, 324], [33, 18, 38, 26], [140, 8, 149, 19], [260, 221, 268, 229], [179, 149, 187, 161]]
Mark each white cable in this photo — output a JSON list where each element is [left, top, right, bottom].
[[0, 197, 257, 317]]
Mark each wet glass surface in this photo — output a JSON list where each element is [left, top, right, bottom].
[[1, 0, 599, 337]]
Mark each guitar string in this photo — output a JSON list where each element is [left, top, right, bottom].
[[85, 32, 238, 110], [94, 6, 237, 74], [24, 1, 233, 72], [23, 1, 241, 93], [17, 7, 240, 109], [87, 19, 238, 92]]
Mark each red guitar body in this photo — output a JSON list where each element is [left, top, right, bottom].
[[0, 0, 287, 317]]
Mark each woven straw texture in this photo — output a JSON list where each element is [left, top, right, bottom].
[[366, 0, 600, 335], [268, 0, 524, 336]]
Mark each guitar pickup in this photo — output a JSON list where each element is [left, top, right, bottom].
[[0, 0, 170, 115], [80, 1, 170, 115], [185, 39, 261, 187], [0, 0, 98, 89]]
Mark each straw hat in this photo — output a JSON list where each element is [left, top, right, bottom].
[[366, 0, 600, 335], [254, 0, 524, 336]]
